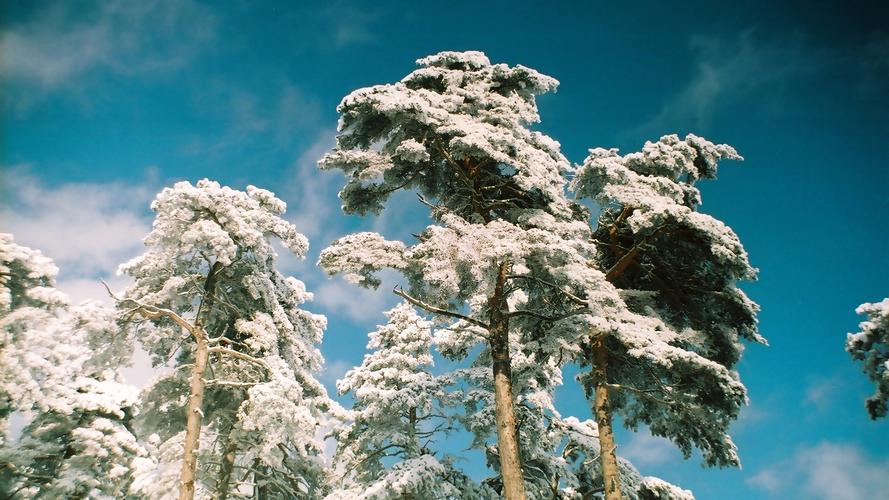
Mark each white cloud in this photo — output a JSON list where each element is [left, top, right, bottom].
[[0, 168, 154, 284], [621, 430, 682, 467], [56, 275, 135, 306], [182, 81, 323, 157], [632, 31, 815, 137], [319, 1, 380, 49], [747, 468, 783, 493], [747, 442, 889, 499], [319, 358, 354, 389], [285, 131, 343, 246], [804, 376, 845, 412], [1, 0, 216, 107], [314, 277, 398, 326]]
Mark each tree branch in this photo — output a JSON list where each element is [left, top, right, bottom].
[[506, 274, 588, 306], [208, 347, 271, 371], [604, 224, 667, 282], [102, 280, 196, 335], [605, 383, 672, 406], [392, 286, 489, 329], [203, 379, 259, 388]]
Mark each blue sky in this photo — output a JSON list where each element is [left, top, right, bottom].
[[2, 1, 888, 498]]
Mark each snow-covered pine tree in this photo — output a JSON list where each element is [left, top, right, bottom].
[[328, 302, 483, 499], [318, 50, 588, 499], [1, 233, 69, 435], [569, 134, 765, 498], [847, 297, 889, 419], [118, 180, 339, 499], [0, 234, 145, 498]]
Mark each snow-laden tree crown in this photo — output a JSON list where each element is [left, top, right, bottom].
[[320, 50, 571, 220], [847, 297, 889, 419], [569, 134, 765, 469], [119, 179, 340, 498], [1, 234, 144, 498]]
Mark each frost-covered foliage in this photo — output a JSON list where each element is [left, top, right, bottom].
[[119, 180, 340, 498], [572, 134, 764, 364], [319, 49, 571, 220], [0, 234, 144, 498], [571, 135, 764, 467], [329, 302, 485, 499], [847, 297, 889, 419], [550, 417, 694, 500], [1, 234, 68, 432]]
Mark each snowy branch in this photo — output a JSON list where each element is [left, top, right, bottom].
[[102, 279, 196, 335], [506, 274, 588, 306], [392, 286, 489, 329], [207, 346, 271, 372]]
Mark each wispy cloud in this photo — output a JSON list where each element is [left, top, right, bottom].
[[182, 81, 323, 157], [631, 28, 889, 140], [314, 276, 399, 327], [1, 0, 217, 108], [283, 131, 343, 246], [621, 429, 682, 467], [747, 467, 783, 493], [804, 375, 846, 413], [0, 167, 155, 303], [631, 30, 815, 137], [319, 1, 381, 49], [319, 358, 353, 390], [747, 442, 889, 499]]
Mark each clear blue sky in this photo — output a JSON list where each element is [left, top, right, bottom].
[[2, 1, 887, 498]]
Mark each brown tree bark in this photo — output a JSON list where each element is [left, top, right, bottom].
[[179, 262, 222, 500], [592, 336, 621, 500], [215, 425, 239, 500], [179, 327, 209, 500], [488, 261, 526, 500]]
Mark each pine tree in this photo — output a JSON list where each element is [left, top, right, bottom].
[[118, 180, 340, 499], [318, 51, 586, 499], [0, 234, 145, 498], [328, 302, 483, 499], [847, 297, 889, 419], [569, 134, 765, 498]]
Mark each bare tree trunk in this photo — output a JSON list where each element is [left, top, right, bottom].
[[489, 261, 526, 500], [180, 262, 222, 500], [179, 328, 209, 500], [592, 336, 621, 500], [215, 425, 238, 500]]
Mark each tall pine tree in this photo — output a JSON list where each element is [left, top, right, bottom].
[[318, 51, 587, 499], [569, 135, 765, 498], [118, 180, 340, 499]]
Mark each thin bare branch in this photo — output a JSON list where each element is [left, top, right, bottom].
[[208, 347, 271, 371], [203, 379, 259, 388], [102, 280, 196, 335], [605, 383, 672, 406], [392, 286, 489, 329]]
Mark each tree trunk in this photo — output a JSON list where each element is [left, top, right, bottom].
[[179, 328, 209, 500], [180, 262, 222, 500], [215, 425, 238, 500], [488, 261, 526, 500], [592, 336, 621, 500]]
